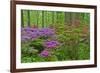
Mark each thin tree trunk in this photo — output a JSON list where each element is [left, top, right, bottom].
[[80, 13, 85, 25], [65, 12, 67, 25], [71, 13, 76, 25], [55, 12, 57, 24], [27, 10, 30, 26], [65, 12, 72, 25], [45, 11, 47, 27], [57, 12, 59, 24], [36, 10, 38, 27], [52, 12, 54, 25], [71, 12, 81, 26], [42, 11, 44, 27], [21, 10, 24, 27]]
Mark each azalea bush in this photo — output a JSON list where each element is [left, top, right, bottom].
[[21, 24, 90, 63], [21, 26, 62, 62]]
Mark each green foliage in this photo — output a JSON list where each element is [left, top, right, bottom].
[[29, 39, 44, 53], [21, 10, 90, 63]]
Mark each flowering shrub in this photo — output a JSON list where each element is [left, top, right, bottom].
[[40, 28, 55, 37], [40, 50, 49, 57], [21, 27, 55, 42], [21, 25, 90, 63], [21, 27, 60, 58], [44, 40, 60, 49]]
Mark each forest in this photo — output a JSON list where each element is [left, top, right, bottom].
[[21, 10, 90, 63]]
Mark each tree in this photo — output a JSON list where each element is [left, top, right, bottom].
[[72, 12, 80, 27], [21, 10, 24, 27], [64, 12, 72, 25], [52, 11, 54, 25], [27, 10, 30, 26], [36, 10, 38, 26], [42, 11, 44, 27]]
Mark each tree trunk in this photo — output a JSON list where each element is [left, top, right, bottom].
[[65, 12, 72, 25], [42, 11, 44, 27], [27, 10, 30, 26], [36, 10, 38, 27], [21, 10, 24, 27], [52, 12, 54, 25]]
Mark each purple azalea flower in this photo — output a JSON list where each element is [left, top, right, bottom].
[[24, 27, 31, 31], [21, 27, 56, 42], [32, 28, 41, 36], [40, 28, 55, 37], [21, 27, 25, 31], [31, 33, 39, 39], [40, 50, 49, 57], [44, 40, 60, 49], [21, 35, 31, 42]]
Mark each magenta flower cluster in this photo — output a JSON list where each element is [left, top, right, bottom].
[[40, 50, 49, 57], [40, 40, 59, 57]]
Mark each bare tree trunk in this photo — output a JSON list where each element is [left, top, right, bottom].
[[45, 11, 48, 27], [52, 12, 54, 25], [36, 10, 38, 27], [42, 11, 44, 27], [21, 10, 24, 27], [71, 13, 76, 25], [65, 12, 72, 25], [55, 12, 57, 25], [27, 10, 30, 26], [71, 12, 81, 27]]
